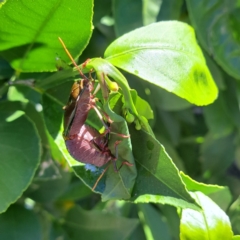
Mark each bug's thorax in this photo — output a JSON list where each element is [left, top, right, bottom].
[[63, 79, 95, 138]]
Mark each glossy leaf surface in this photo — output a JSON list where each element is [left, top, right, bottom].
[[0, 0, 93, 72], [105, 21, 218, 106], [180, 192, 233, 240], [181, 172, 232, 211], [186, 0, 240, 79], [130, 126, 199, 210], [0, 102, 41, 213], [0, 205, 41, 240], [63, 206, 139, 240], [228, 196, 240, 235]]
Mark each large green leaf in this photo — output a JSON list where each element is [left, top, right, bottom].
[[186, 0, 240, 79], [180, 192, 233, 240], [25, 165, 71, 203], [63, 206, 139, 240], [0, 101, 41, 213], [181, 172, 232, 211], [0, 204, 41, 240], [104, 21, 218, 106], [228, 196, 240, 235], [129, 126, 199, 210], [0, 0, 93, 72]]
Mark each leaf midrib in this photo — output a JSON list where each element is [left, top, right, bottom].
[[136, 158, 194, 203], [19, 0, 63, 70], [105, 46, 203, 62]]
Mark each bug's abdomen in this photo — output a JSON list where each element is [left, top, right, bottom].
[[66, 125, 113, 167]]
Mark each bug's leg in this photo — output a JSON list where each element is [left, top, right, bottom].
[[92, 162, 111, 191], [92, 140, 133, 191], [92, 105, 110, 129], [112, 141, 133, 172], [92, 105, 130, 139], [92, 72, 130, 138]]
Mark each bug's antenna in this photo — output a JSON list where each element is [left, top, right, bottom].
[[58, 37, 87, 80]]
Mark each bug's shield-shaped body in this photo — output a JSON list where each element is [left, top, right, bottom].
[[63, 79, 94, 138], [64, 80, 115, 167]]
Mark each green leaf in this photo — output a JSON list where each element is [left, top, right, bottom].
[[156, 135, 186, 171], [157, 205, 180, 240], [113, 0, 143, 36], [0, 204, 41, 240], [63, 206, 139, 240], [7, 85, 50, 146], [0, 0, 93, 72], [204, 92, 235, 139], [8, 85, 41, 104], [50, 222, 70, 240], [186, 0, 240, 79], [129, 126, 199, 210], [228, 196, 240, 235], [93, 0, 112, 24], [129, 89, 154, 119], [233, 236, 240, 240], [180, 192, 233, 240], [142, 0, 162, 25], [138, 204, 172, 240], [41, 83, 77, 165], [25, 165, 71, 203], [0, 57, 14, 80], [0, 101, 41, 213], [181, 172, 232, 211], [157, 0, 183, 21], [150, 85, 191, 111], [201, 133, 236, 177], [104, 21, 218, 106], [204, 52, 225, 90], [57, 180, 92, 202], [157, 110, 181, 146], [222, 77, 240, 129], [180, 172, 227, 195]]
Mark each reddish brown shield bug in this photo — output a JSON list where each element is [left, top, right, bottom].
[[59, 37, 133, 190]]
